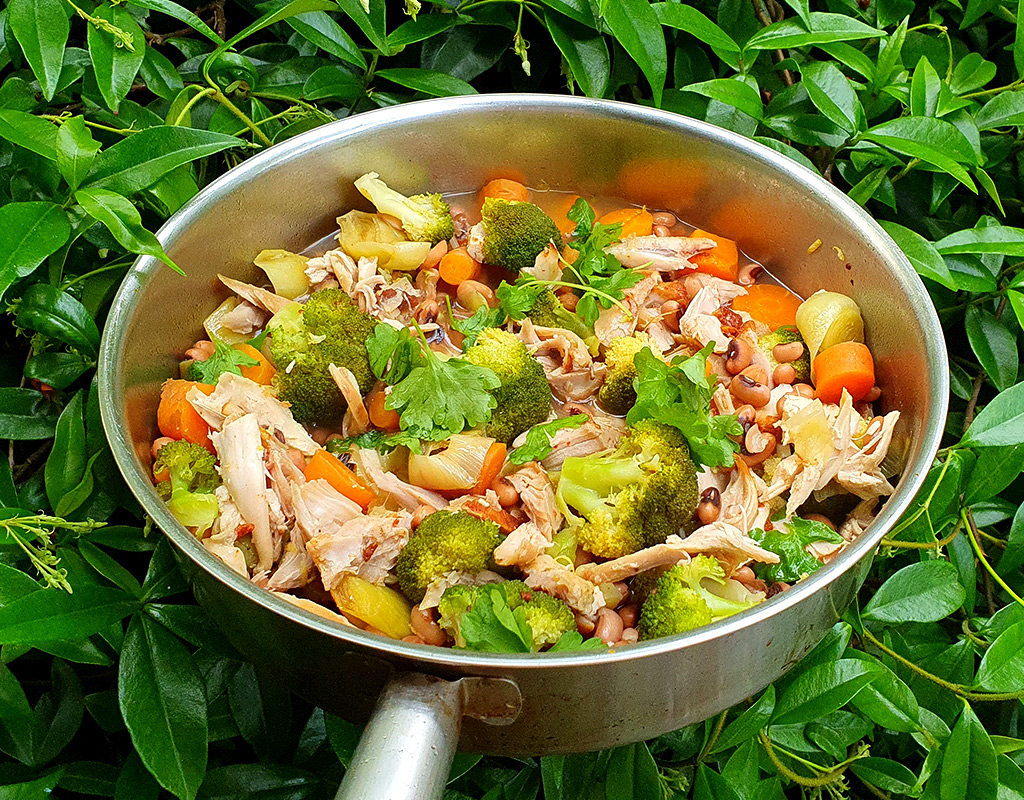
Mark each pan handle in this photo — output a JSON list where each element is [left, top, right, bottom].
[[335, 673, 521, 800]]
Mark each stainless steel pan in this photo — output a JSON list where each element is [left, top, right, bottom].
[[98, 95, 948, 800]]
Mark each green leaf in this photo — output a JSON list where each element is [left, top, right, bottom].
[[863, 117, 977, 191], [878, 221, 956, 289], [56, 117, 101, 193], [86, 4, 146, 113], [801, 61, 862, 133], [1017, 0, 1024, 79], [850, 659, 920, 733], [603, 0, 667, 107], [509, 415, 588, 465], [975, 620, 1024, 692], [605, 743, 661, 800], [950, 52, 996, 95], [710, 686, 775, 754], [965, 306, 1018, 392], [911, 56, 942, 117], [851, 758, 918, 795], [749, 518, 843, 583], [0, 110, 58, 160], [0, 389, 60, 440], [683, 78, 763, 120], [0, 202, 71, 300], [652, 3, 739, 53], [772, 659, 879, 725], [0, 660, 36, 765], [286, 11, 366, 70], [545, 11, 609, 99], [387, 14, 458, 50], [936, 224, 1024, 256], [745, 12, 883, 50], [23, 352, 93, 391], [78, 540, 142, 597], [962, 382, 1024, 448], [8, 0, 69, 102], [16, 283, 100, 357], [126, 0, 224, 44], [336, 0, 390, 54], [75, 188, 181, 273], [0, 585, 137, 643], [940, 703, 997, 800], [44, 391, 85, 512], [374, 68, 477, 97], [302, 66, 364, 101], [83, 126, 242, 196], [975, 90, 1024, 130], [195, 764, 326, 799], [119, 614, 208, 800], [862, 560, 966, 623]]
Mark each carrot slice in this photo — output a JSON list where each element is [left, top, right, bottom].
[[157, 380, 215, 452], [368, 389, 401, 431], [472, 442, 507, 495], [481, 178, 529, 203], [731, 284, 803, 331], [812, 341, 875, 404], [235, 343, 275, 385], [438, 246, 481, 285], [598, 207, 654, 238], [689, 229, 739, 281], [304, 450, 376, 511]]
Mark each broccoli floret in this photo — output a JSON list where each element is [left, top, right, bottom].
[[464, 328, 552, 443], [267, 289, 377, 425], [759, 326, 810, 382], [638, 555, 764, 641], [153, 440, 220, 535], [527, 289, 599, 354], [396, 511, 502, 603], [437, 580, 574, 650], [597, 333, 653, 416], [470, 198, 560, 273], [354, 172, 454, 245], [556, 420, 699, 558]]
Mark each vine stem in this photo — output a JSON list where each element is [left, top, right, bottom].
[[963, 509, 1024, 610], [697, 710, 727, 762], [210, 91, 273, 146], [880, 517, 961, 550], [172, 86, 217, 127], [758, 732, 849, 787]]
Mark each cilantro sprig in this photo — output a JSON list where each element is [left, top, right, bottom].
[[508, 414, 589, 464], [626, 343, 742, 469], [186, 340, 259, 384], [749, 518, 845, 583], [444, 297, 507, 350]]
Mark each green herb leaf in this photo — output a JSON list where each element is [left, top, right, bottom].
[[186, 340, 258, 384], [459, 584, 533, 653], [749, 518, 844, 583], [509, 414, 588, 464], [366, 323, 425, 384]]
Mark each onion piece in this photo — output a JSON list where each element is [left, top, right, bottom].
[[407, 434, 496, 492], [254, 249, 310, 299], [203, 297, 249, 344]]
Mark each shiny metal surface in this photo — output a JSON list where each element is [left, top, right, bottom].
[[99, 95, 948, 755]]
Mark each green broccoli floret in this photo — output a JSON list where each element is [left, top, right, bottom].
[[396, 511, 502, 603], [637, 555, 764, 641], [266, 289, 377, 425], [556, 420, 699, 559], [354, 172, 454, 245], [527, 289, 599, 354], [471, 198, 560, 273], [464, 328, 552, 443], [597, 333, 653, 416], [759, 325, 810, 382], [437, 580, 574, 650], [153, 440, 220, 535]]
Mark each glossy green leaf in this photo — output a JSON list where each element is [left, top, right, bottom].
[[0, 661, 36, 764], [87, 4, 146, 113], [864, 117, 977, 190], [44, 391, 85, 512], [850, 659, 920, 733], [604, 743, 661, 800], [127, 0, 224, 44], [0, 110, 59, 160], [962, 382, 1024, 448], [75, 189, 181, 273], [710, 686, 775, 753], [940, 703, 997, 800], [195, 764, 325, 799], [23, 352, 93, 392], [936, 224, 1024, 256], [652, 3, 739, 53], [851, 758, 918, 795], [862, 560, 966, 623], [965, 306, 1018, 392], [879, 221, 956, 289], [0, 586, 136, 644], [16, 283, 101, 356], [8, 0, 69, 101], [56, 117, 101, 193], [0, 389, 60, 440], [336, 0, 389, 55], [910, 56, 942, 117], [302, 66, 364, 101], [545, 11, 609, 99], [119, 614, 207, 800], [745, 13, 882, 50], [975, 621, 1024, 692], [286, 11, 366, 70], [772, 660, 879, 725], [683, 78, 763, 120], [975, 90, 1024, 130], [603, 0, 667, 107], [0, 202, 70, 299], [374, 68, 477, 97], [801, 61, 862, 133]]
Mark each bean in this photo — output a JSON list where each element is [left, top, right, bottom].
[[618, 604, 638, 629], [401, 634, 426, 644], [864, 386, 882, 402], [735, 404, 756, 430], [740, 431, 776, 467], [740, 364, 768, 385], [731, 375, 771, 408], [698, 487, 721, 525], [661, 300, 681, 332], [411, 504, 432, 528], [803, 513, 837, 532], [725, 338, 753, 374], [576, 612, 596, 636], [185, 340, 215, 362], [422, 240, 448, 270], [410, 606, 448, 646], [733, 565, 756, 584], [653, 224, 672, 238], [776, 387, 795, 416], [457, 279, 495, 311], [595, 607, 624, 645], [559, 292, 578, 311], [492, 477, 520, 507], [620, 628, 639, 644], [737, 263, 763, 286], [773, 364, 796, 385], [574, 548, 593, 568], [773, 341, 804, 363], [413, 299, 440, 325], [151, 436, 175, 460], [793, 383, 816, 399], [652, 211, 676, 227]]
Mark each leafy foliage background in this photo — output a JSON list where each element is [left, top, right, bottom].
[[0, 0, 1023, 797]]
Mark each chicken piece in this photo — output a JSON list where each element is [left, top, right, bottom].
[[203, 526, 249, 577], [522, 554, 606, 616], [524, 243, 563, 282], [291, 478, 364, 543], [493, 521, 549, 568], [188, 373, 319, 456], [219, 300, 268, 336], [712, 384, 736, 416], [644, 320, 676, 353], [272, 592, 355, 626], [352, 447, 447, 512], [679, 313, 730, 353], [606, 235, 716, 272], [719, 458, 763, 532], [219, 274, 295, 315], [836, 412, 900, 499], [419, 569, 505, 609], [266, 541, 316, 591], [447, 490, 520, 534], [263, 434, 304, 521], [840, 498, 879, 542], [517, 318, 606, 402], [306, 510, 412, 588], [213, 413, 273, 571], [539, 408, 627, 470], [507, 462, 561, 537], [593, 271, 661, 346], [329, 364, 370, 436]]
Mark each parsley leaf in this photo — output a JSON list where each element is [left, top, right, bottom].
[[459, 584, 533, 653], [749, 518, 845, 583], [508, 414, 589, 464], [626, 344, 742, 469], [186, 340, 259, 384], [385, 329, 500, 441], [366, 323, 424, 384], [548, 630, 608, 652], [495, 280, 546, 320], [445, 297, 507, 350], [326, 429, 423, 455]]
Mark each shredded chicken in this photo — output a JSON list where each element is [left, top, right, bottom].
[[606, 236, 716, 272], [219, 274, 295, 315], [213, 413, 274, 571], [494, 521, 550, 568], [517, 318, 606, 402], [203, 527, 249, 577], [306, 510, 412, 588], [188, 373, 319, 456], [353, 447, 447, 512], [266, 541, 316, 590], [593, 271, 661, 346], [540, 408, 627, 471], [524, 243, 563, 282], [329, 364, 370, 435], [507, 463, 561, 538], [291, 478, 364, 544], [522, 554, 605, 616], [220, 300, 268, 336]]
